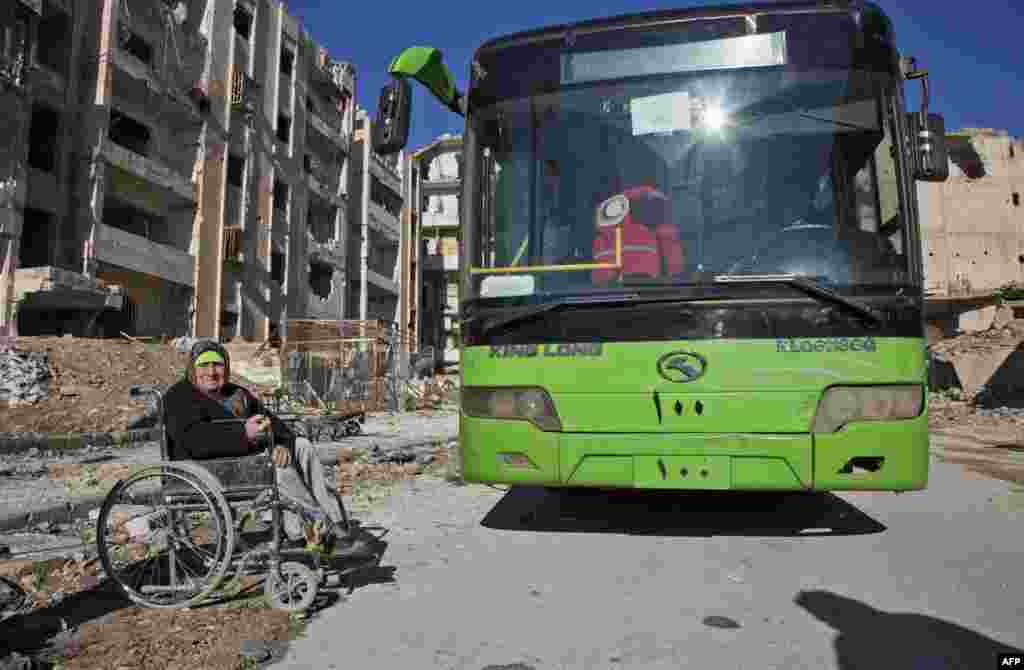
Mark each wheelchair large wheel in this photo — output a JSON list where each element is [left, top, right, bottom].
[[96, 465, 235, 608]]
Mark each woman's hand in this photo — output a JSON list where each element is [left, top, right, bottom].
[[245, 414, 271, 442], [271, 445, 291, 467]]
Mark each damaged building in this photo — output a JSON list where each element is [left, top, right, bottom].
[[918, 128, 1024, 297], [0, 0, 129, 337], [0, 0, 356, 340], [348, 107, 407, 326], [192, 0, 356, 342], [407, 134, 462, 371]]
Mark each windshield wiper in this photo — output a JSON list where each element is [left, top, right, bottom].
[[713, 274, 883, 326], [467, 294, 702, 336]]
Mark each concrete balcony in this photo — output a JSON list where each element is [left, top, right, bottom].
[[369, 154, 402, 194], [102, 139, 195, 202], [313, 55, 354, 96], [14, 266, 124, 311], [308, 112, 348, 152], [306, 172, 346, 208], [18, 0, 42, 14], [368, 201, 400, 242], [112, 46, 155, 88], [421, 212, 459, 229], [421, 177, 461, 196], [365, 267, 398, 294], [93, 222, 194, 286], [307, 233, 346, 267]]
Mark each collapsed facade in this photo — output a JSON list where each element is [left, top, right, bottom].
[[0, 0, 358, 341]]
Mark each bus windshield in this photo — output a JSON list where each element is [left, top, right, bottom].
[[463, 11, 912, 304]]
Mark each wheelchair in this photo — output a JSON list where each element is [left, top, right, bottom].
[[94, 385, 384, 612]]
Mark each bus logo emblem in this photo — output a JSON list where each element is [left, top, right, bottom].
[[657, 351, 706, 383]]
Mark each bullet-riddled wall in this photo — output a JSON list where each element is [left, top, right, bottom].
[[918, 128, 1024, 297]]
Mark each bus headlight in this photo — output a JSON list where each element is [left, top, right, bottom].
[[462, 387, 562, 431], [812, 385, 923, 433]]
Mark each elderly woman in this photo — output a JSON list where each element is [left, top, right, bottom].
[[163, 339, 349, 554]]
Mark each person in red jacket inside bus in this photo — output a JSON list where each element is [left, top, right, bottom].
[[592, 185, 684, 284]]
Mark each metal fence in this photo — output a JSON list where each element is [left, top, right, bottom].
[[278, 320, 436, 414]]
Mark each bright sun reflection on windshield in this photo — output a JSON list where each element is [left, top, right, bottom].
[[703, 105, 728, 131]]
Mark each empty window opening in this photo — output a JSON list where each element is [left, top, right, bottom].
[[28, 104, 59, 173], [280, 48, 294, 77], [370, 177, 402, 217], [108, 110, 150, 156], [1014, 192, 1020, 207], [19, 208, 54, 267], [276, 114, 291, 144], [227, 154, 245, 188], [120, 26, 152, 64], [104, 197, 165, 242], [3, 15, 29, 65], [233, 5, 252, 39], [273, 179, 289, 211], [308, 203, 335, 244], [220, 310, 238, 341], [309, 262, 333, 299], [36, 5, 70, 76], [271, 251, 285, 283], [1011, 144, 1016, 159]]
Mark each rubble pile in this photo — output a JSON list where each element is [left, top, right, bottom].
[[927, 310, 1024, 430], [403, 376, 459, 411], [0, 349, 50, 407], [333, 441, 452, 496]]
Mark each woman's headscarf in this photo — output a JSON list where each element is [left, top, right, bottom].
[[184, 339, 232, 384]]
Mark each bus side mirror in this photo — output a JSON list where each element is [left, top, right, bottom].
[[372, 78, 411, 155], [907, 112, 949, 182]]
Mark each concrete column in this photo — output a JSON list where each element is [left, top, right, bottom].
[[360, 125, 370, 323], [82, 0, 120, 280], [249, 1, 279, 343], [193, 0, 236, 339]]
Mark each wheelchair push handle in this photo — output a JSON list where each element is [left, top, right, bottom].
[[128, 384, 165, 400]]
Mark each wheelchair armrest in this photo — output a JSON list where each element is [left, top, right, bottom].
[[129, 384, 165, 400]]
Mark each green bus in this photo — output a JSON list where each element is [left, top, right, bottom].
[[375, 0, 950, 492]]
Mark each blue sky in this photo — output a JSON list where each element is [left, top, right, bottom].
[[289, 0, 1024, 152]]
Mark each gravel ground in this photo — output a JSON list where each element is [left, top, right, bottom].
[[0, 409, 458, 537]]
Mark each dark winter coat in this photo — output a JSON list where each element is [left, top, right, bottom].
[[162, 379, 295, 460]]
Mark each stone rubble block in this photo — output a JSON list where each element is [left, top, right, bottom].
[[0, 349, 50, 406]]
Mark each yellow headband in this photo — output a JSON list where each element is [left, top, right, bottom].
[[194, 350, 225, 366]]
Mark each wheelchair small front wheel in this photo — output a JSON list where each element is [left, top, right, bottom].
[[264, 561, 319, 612]]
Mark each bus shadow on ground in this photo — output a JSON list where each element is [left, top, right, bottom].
[[480, 487, 886, 537]]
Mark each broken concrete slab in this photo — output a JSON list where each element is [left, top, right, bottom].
[[958, 305, 997, 333], [950, 345, 1017, 396], [993, 305, 1015, 331]]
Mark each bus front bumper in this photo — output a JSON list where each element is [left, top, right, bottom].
[[460, 414, 928, 491]]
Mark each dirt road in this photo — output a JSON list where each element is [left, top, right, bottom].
[[277, 435, 1024, 670]]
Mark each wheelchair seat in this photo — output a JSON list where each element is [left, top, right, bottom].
[[162, 415, 275, 504]]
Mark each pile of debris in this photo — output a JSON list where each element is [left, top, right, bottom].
[[926, 305, 1024, 431], [0, 349, 50, 407], [402, 376, 459, 411], [333, 441, 453, 496]]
